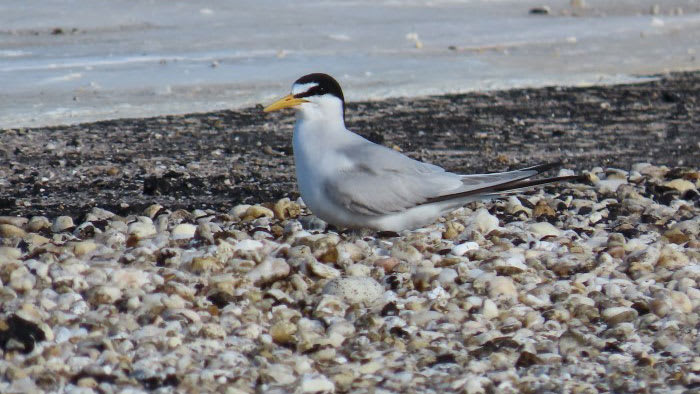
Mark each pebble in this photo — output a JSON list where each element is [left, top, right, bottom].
[[10, 266, 36, 291], [0, 246, 22, 262], [0, 216, 28, 227], [127, 217, 157, 239], [88, 285, 122, 304], [470, 208, 499, 234], [602, 307, 638, 325], [245, 258, 290, 285], [243, 205, 274, 221], [171, 223, 197, 240], [300, 374, 335, 393], [451, 241, 479, 256], [0, 223, 26, 238], [391, 242, 423, 264], [273, 198, 301, 220], [482, 299, 499, 320], [52, 215, 74, 232], [670, 291, 692, 314], [529, 222, 561, 238], [70, 240, 98, 257], [374, 257, 400, 272], [488, 276, 518, 300], [308, 260, 341, 279], [26, 216, 51, 232], [663, 179, 695, 193], [323, 276, 384, 305]]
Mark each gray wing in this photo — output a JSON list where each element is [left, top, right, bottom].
[[324, 141, 566, 216], [323, 142, 463, 216]]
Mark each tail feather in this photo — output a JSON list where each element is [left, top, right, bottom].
[[424, 162, 581, 205]]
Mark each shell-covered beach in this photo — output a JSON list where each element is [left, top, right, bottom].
[[0, 72, 699, 393]]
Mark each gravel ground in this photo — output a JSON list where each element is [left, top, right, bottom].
[[0, 72, 699, 393]]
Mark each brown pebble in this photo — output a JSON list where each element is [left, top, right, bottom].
[[375, 257, 400, 272], [533, 200, 556, 220]]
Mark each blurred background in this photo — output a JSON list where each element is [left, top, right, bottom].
[[1, 0, 698, 129]]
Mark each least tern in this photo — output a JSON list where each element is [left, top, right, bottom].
[[264, 73, 580, 231]]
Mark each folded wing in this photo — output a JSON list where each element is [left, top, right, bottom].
[[324, 142, 578, 217]]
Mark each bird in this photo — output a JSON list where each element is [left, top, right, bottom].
[[264, 73, 580, 231]]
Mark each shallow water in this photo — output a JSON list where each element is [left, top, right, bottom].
[[1, 0, 699, 128]]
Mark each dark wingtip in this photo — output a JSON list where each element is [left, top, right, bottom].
[[424, 161, 580, 205], [519, 161, 563, 173], [493, 174, 584, 192]]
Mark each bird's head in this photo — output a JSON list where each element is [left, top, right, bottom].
[[264, 73, 345, 123]]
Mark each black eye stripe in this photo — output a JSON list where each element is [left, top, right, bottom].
[[293, 85, 325, 99]]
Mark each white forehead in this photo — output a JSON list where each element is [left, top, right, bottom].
[[291, 82, 318, 95]]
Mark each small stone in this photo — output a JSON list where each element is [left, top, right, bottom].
[[656, 245, 689, 269], [127, 218, 157, 239], [246, 258, 290, 285], [494, 253, 528, 275], [77, 377, 98, 388], [533, 200, 556, 219], [300, 373, 335, 393], [374, 257, 400, 272], [482, 299, 499, 320], [308, 260, 341, 279], [273, 198, 301, 220], [270, 321, 297, 345], [451, 241, 479, 256], [26, 216, 51, 232], [391, 242, 422, 264], [10, 266, 35, 291], [0, 247, 22, 262], [262, 364, 296, 386], [0, 216, 28, 228], [529, 222, 561, 238], [323, 276, 384, 305], [85, 207, 116, 222], [111, 268, 150, 289], [52, 216, 74, 232], [597, 179, 627, 193], [665, 343, 690, 356], [438, 268, 458, 287], [443, 221, 465, 240], [664, 179, 695, 193], [88, 285, 122, 305], [230, 204, 252, 218], [670, 291, 692, 314], [189, 256, 224, 274], [202, 323, 226, 339], [529, 6, 551, 15], [602, 306, 638, 325], [507, 196, 532, 216], [143, 203, 164, 218], [171, 223, 197, 240], [488, 276, 517, 300], [70, 240, 98, 257], [470, 208, 499, 234], [0, 224, 26, 238], [243, 205, 274, 221]]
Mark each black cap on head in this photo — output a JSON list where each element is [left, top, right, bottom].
[[293, 73, 345, 103]]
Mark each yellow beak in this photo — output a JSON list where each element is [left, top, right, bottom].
[[263, 94, 308, 112]]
